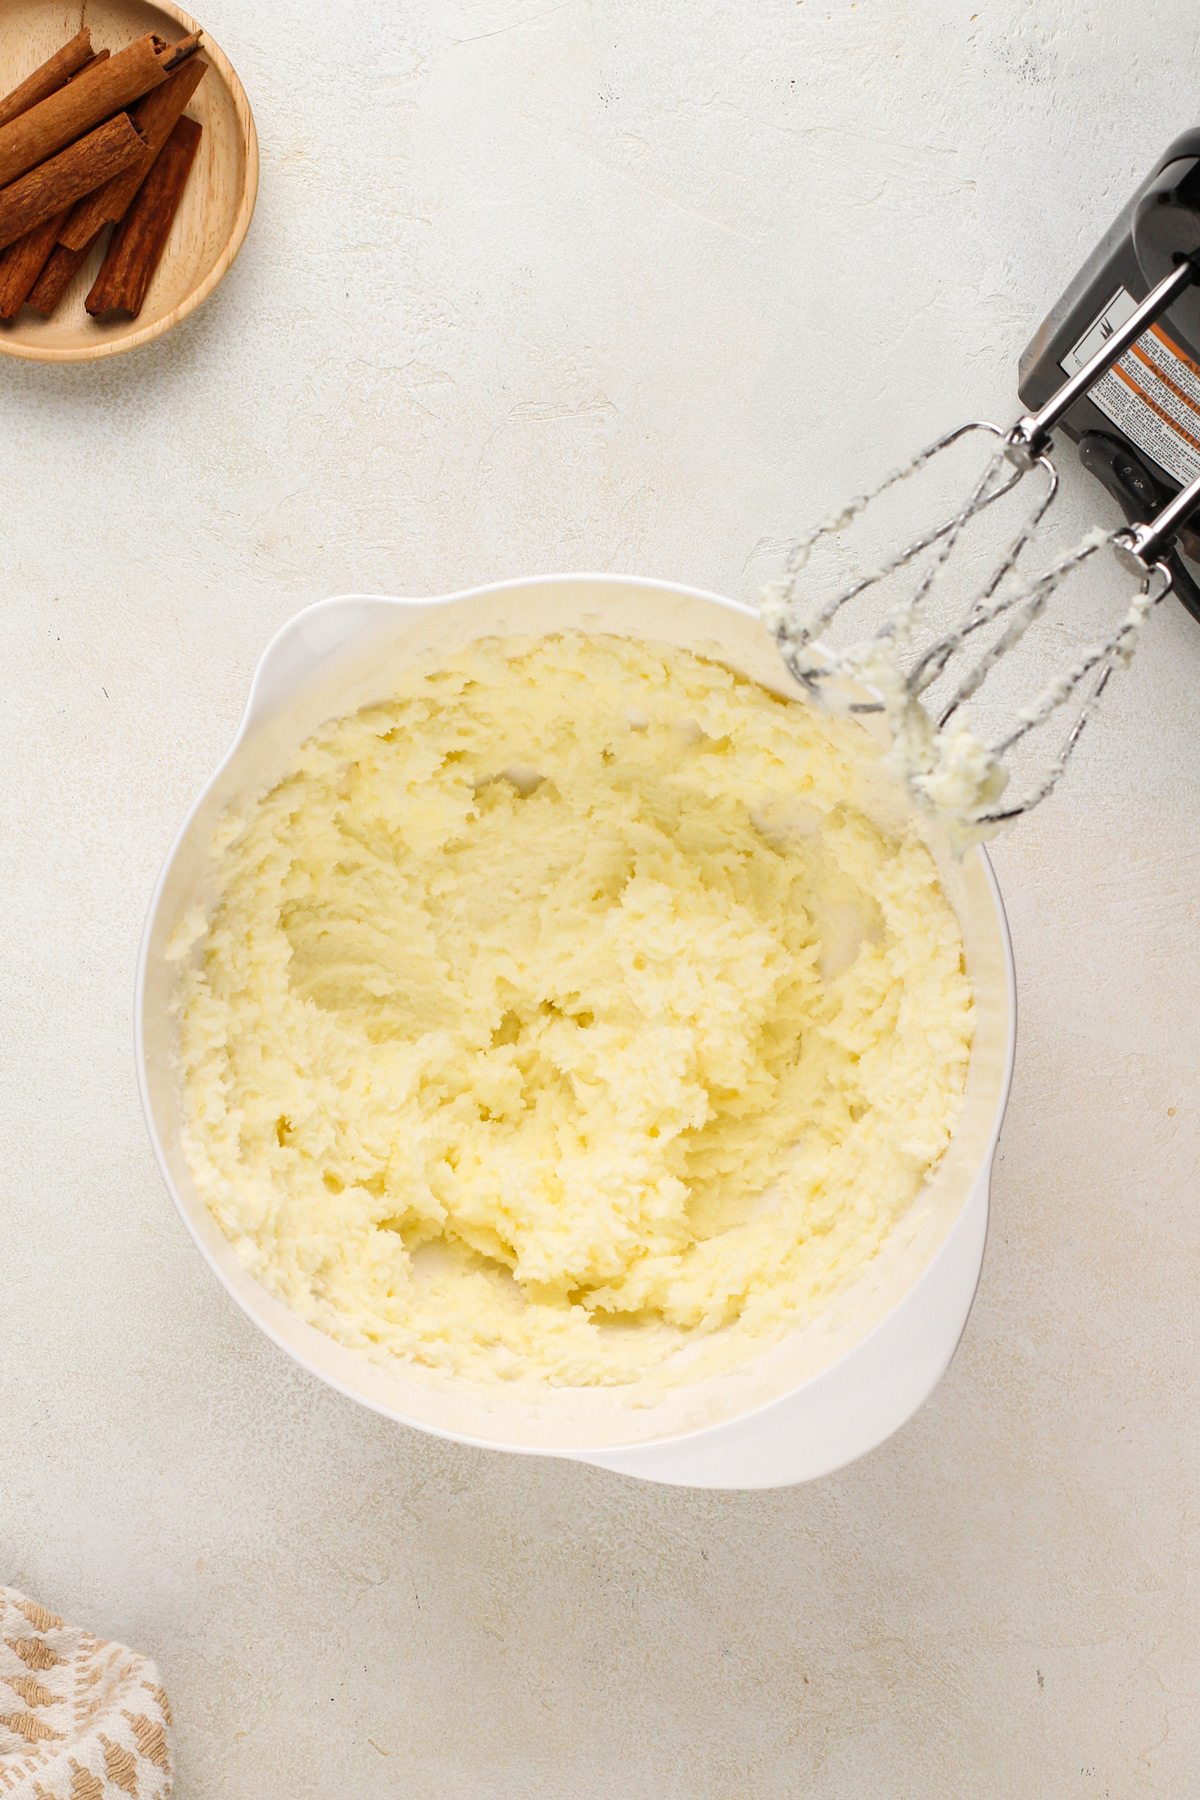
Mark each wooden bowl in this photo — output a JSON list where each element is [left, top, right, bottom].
[[0, 0, 257, 361]]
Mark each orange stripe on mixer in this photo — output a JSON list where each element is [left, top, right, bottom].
[[1112, 363, 1200, 454], [1129, 343, 1200, 419], [1150, 322, 1200, 379]]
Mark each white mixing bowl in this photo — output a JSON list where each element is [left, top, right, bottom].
[[136, 576, 1015, 1489]]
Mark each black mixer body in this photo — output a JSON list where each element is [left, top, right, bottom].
[[1018, 129, 1200, 621]]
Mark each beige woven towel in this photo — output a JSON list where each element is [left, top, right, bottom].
[[0, 1588, 173, 1799]]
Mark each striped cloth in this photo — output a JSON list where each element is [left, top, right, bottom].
[[0, 1587, 172, 1798]]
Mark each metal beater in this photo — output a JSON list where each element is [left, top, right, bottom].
[[762, 199, 1200, 841]]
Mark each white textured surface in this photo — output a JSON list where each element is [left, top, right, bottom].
[[2, 1, 1198, 1793]]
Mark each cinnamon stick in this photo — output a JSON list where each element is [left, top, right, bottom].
[[26, 233, 101, 317], [0, 29, 93, 131], [0, 205, 69, 317], [0, 31, 201, 191], [69, 49, 112, 84], [59, 58, 207, 252], [88, 115, 201, 317], [0, 50, 117, 315], [0, 113, 148, 253]]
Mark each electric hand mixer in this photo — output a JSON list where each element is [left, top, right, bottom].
[[762, 127, 1200, 840]]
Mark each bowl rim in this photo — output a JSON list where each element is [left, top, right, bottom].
[[135, 574, 1017, 1472], [0, 0, 259, 363]]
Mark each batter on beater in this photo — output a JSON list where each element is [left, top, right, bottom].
[[174, 633, 973, 1388]]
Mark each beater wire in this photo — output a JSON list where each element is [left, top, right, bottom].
[[762, 422, 1174, 844]]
